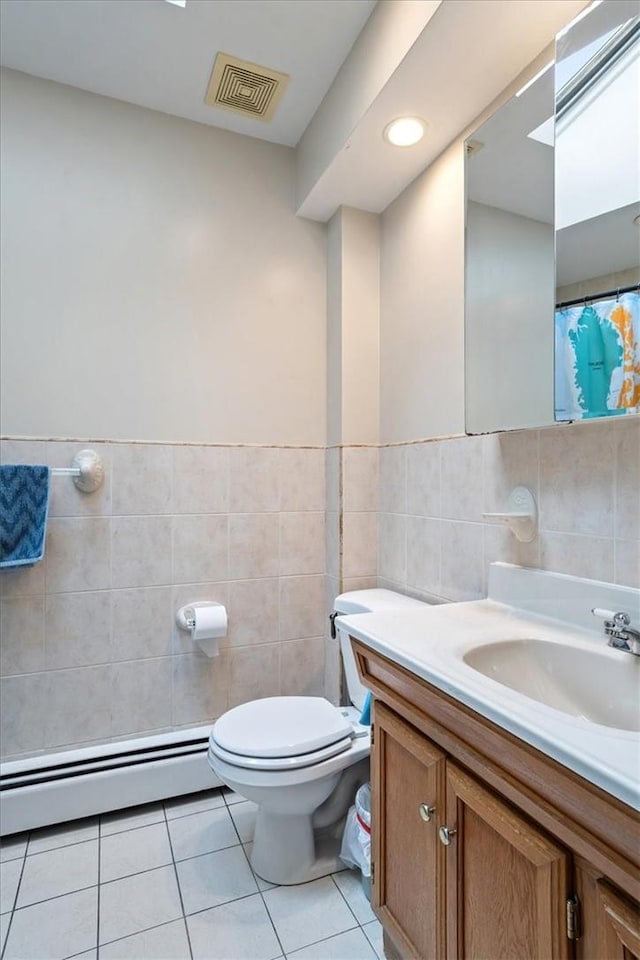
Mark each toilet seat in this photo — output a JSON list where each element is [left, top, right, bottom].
[[211, 696, 353, 762], [209, 734, 353, 771]]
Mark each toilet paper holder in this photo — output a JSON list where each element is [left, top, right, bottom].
[[176, 601, 224, 632]]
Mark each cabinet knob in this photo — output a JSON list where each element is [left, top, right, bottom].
[[419, 804, 435, 822], [438, 826, 457, 846]]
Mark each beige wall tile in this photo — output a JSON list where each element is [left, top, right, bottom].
[[439, 521, 484, 601], [379, 447, 406, 514], [279, 575, 325, 641], [229, 514, 279, 580], [407, 442, 440, 518], [45, 592, 112, 669], [378, 513, 406, 584], [46, 518, 111, 593], [229, 448, 280, 513], [43, 665, 112, 748], [325, 511, 340, 579], [342, 513, 377, 579], [111, 444, 173, 516], [0, 597, 45, 676], [279, 448, 325, 512], [324, 635, 341, 705], [539, 422, 614, 537], [406, 518, 440, 595], [0, 560, 46, 600], [482, 431, 538, 515], [172, 515, 228, 585], [1, 439, 46, 465], [227, 643, 280, 708], [172, 446, 229, 515], [325, 448, 340, 514], [112, 516, 172, 589], [0, 674, 46, 755], [441, 436, 483, 521], [482, 524, 539, 593], [280, 512, 325, 576], [47, 441, 112, 518], [111, 659, 172, 737], [540, 532, 614, 582], [614, 539, 640, 588], [342, 448, 378, 512], [280, 637, 325, 697], [112, 587, 172, 661], [615, 419, 639, 541], [227, 579, 279, 647], [341, 577, 377, 592], [172, 652, 229, 726]]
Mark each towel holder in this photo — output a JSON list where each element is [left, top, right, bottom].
[[51, 450, 104, 493]]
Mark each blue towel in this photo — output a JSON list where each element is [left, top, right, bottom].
[[359, 691, 372, 726], [0, 465, 51, 568]]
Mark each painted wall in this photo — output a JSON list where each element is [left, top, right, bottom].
[[0, 69, 327, 445]]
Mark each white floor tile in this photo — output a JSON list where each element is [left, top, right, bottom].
[[167, 806, 238, 862], [229, 800, 257, 843], [100, 802, 165, 837], [71, 952, 97, 959], [99, 865, 182, 945], [362, 920, 384, 960], [263, 876, 356, 955], [242, 843, 278, 891], [27, 817, 98, 856], [0, 833, 28, 863], [3, 887, 98, 960], [0, 858, 22, 914], [187, 893, 282, 960], [1, 912, 10, 953], [100, 822, 172, 883], [332, 870, 376, 925], [100, 919, 190, 959], [222, 788, 247, 805], [17, 839, 98, 908], [176, 845, 258, 915], [165, 789, 226, 820], [288, 926, 377, 960]]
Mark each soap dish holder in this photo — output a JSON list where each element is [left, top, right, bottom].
[[483, 486, 537, 543]]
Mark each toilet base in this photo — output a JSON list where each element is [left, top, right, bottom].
[[250, 811, 346, 885]]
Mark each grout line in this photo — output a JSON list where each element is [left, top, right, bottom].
[[330, 872, 366, 928], [0, 839, 28, 960], [229, 809, 286, 958], [162, 800, 194, 960]]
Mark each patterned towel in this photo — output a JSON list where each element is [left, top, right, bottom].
[[0, 465, 51, 568]]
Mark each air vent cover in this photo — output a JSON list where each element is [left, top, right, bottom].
[[205, 53, 289, 122]]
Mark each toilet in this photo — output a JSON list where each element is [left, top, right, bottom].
[[208, 589, 429, 885]]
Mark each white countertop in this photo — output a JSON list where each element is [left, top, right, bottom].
[[338, 598, 640, 811]]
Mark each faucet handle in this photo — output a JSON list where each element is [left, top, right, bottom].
[[591, 608, 630, 626]]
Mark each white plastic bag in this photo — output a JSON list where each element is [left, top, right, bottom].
[[340, 783, 371, 877]]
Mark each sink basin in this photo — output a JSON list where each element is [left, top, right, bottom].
[[463, 638, 640, 732]]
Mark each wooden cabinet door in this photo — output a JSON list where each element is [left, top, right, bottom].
[[575, 861, 640, 960], [444, 763, 571, 960], [372, 701, 446, 960]]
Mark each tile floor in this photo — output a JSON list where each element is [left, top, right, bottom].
[[0, 788, 383, 960]]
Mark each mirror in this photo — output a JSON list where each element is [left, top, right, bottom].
[[464, 0, 639, 435], [554, 1, 639, 421]]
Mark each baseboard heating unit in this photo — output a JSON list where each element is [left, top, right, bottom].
[[0, 726, 221, 836]]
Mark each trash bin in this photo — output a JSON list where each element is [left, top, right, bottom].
[[340, 783, 371, 899]]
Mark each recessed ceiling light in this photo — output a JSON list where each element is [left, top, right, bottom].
[[383, 117, 426, 147], [165, 0, 187, 7]]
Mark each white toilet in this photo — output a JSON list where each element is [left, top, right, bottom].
[[208, 589, 428, 885]]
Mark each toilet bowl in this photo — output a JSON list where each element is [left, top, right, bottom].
[[208, 589, 429, 885]]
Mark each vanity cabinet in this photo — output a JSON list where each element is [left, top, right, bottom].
[[355, 639, 640, 960]]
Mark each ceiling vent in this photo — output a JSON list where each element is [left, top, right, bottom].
[[205, 53, 289, 122]]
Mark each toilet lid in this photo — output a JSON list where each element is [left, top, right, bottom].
[[212, 697, 353, 759]]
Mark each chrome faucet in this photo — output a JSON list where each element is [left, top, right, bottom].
[[592, 608, 640, 656]]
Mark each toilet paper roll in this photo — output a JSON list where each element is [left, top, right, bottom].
[[191, 603, 228, 641]]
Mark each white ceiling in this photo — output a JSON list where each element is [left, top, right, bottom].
[[0, 0, 376, 147]]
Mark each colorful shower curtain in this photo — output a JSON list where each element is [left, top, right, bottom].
[[555, 290, 639, 420]]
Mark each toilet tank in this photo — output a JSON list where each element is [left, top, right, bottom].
[[334, 589, 430, 711]]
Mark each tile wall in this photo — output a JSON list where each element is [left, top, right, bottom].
[[377, 418, 639, 601], [0, 440, 326, 761]]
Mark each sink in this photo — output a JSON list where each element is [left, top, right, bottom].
[[463, 638, 640, 732]]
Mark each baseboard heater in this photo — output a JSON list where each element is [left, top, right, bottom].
[[0, 726, 221, 836]]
